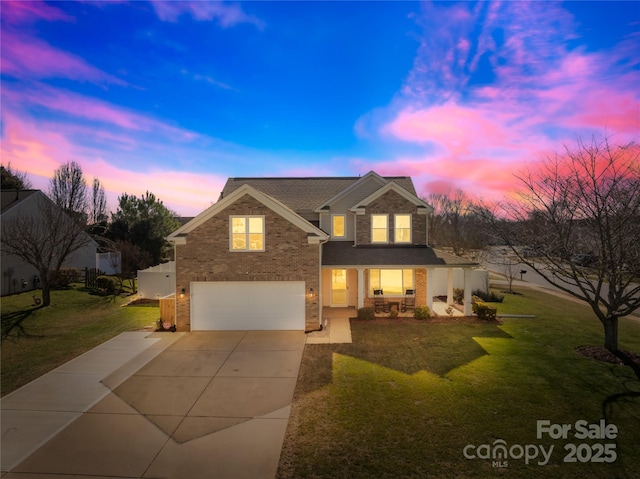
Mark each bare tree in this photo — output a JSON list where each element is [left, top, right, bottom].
[[490, 249, 520, 294], [1, 193, 94, 306], [426, 189, 488, 255], [49, 161, 88, 221], [480, 135, 640, 353], [89, 178, 107, 226]]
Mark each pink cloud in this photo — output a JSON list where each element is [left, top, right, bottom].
[[150, 1, 264, 28], [364, 0, 639, 204], [1, 114, 225, 217], [382, 102, 516, 155], [0, 1, 73, 24], [2, 83, 197, 140], [1, 31, 126, 85]]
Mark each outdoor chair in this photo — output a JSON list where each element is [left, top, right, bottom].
[[373, 289, 390, 313], [401, 289, 415, 313]]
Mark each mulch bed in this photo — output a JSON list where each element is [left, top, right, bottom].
[[576, 345, 640, 367], [126, 298, 160, 306], [352, 316, 501, 325]]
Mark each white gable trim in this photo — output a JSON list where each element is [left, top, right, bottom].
[[167, 184, 328, 244], [349, 181, 433, 213], [313, 171, 388, 212]]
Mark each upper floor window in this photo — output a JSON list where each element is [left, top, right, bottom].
[[332, 215, 346, 238], [371, 214, 388, 243], [230, 216, 264, 251], [395, 214, 412, 243]]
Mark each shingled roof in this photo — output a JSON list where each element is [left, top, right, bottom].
[[322, 242, 478, 267], [220, 175, 417, 216]]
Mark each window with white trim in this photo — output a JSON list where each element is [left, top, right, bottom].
[[371, 214, 388, 243], [230, 216, 264, 251], [369, 269, 414, 296], [332, 214, 345, 238], [395, 214, 412, 243]]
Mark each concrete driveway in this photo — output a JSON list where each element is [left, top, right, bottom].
[[1, 330, 306, 479]]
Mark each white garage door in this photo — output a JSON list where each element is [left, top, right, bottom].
[[190, 281, 306, 330]]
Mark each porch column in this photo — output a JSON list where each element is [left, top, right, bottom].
[[357, 268, 365, 309], [426, 268, 434, 311], [446, 268, 454, 305], [463, 268, 472, 316]]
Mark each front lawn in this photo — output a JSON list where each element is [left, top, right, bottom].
[[278, 287, 640, 479], [1, 286, 159, 396]]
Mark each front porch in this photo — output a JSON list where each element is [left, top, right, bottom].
[[321, 266, 481, 316]]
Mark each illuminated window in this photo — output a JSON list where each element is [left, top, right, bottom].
[[332, 215, 345, 238], [395, 214, 411, 243], [371, 214, 388, 243], [369, 269, 414, 296], [230, 216, 264, 251]]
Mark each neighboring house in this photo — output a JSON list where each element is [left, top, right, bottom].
[[1, 190, 99, 296], [167, 171, 481, 332]]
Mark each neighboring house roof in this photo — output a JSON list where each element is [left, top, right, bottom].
[[1, 190, 39, 214], [168, 184, 329, 244], [220, 172, 417, 216], [322, 242, 478, 267]]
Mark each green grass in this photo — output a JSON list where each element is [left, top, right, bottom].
[[1, 285, 159, 396], [278, 287, 640, 479]]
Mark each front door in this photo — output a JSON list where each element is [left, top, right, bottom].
[[331, 269, 347, 306]]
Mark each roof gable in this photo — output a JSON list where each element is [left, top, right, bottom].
[[313, 171, 388, 212], [167, 184, 329, 244], [350, 181, 433, 212]]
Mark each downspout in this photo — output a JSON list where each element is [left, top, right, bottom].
[[318, 236, 329, 329], [173, 241, 178, 329]]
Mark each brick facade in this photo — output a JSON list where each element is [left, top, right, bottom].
[[175, 194, 321, 331], [355, 190, 427, 246]]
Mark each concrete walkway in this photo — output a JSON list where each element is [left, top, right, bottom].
[[306, 307, 353, 344], [1, 330, 306, 479]]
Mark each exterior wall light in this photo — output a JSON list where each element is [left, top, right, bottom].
[[180, 288, 185, 299]]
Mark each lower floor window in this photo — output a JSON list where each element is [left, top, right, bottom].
[[369, 269, 414, 296]]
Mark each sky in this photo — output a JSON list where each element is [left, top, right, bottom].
[[1, 1, 639, 216]]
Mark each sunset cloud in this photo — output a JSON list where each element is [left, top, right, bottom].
[[355, 1, 640, 202], [1, 113, 226, 216], [1, 2, 637, 215], [150, 0, 264, 28], [1, 32, 126, 85]]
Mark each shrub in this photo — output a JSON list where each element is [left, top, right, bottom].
[[472, 289, 505, 303], [475, 303, 498, 321], [414, 306, 431, 320], [357, 307, 375, 321], [95, 275, 119, 294], [50, 268, 82, 289], [453, 288, 464, 304]]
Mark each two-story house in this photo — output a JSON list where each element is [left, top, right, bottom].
[[167, 171, 479, 332]]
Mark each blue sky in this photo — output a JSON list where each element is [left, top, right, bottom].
[[2, 1, 639, 215]]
